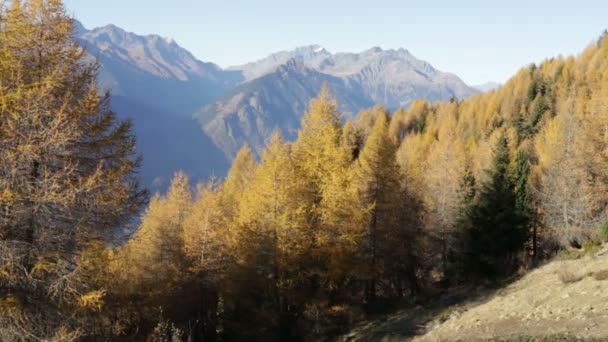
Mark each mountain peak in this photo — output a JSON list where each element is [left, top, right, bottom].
[[294, 44, 328, 53], [77, 21, 228, 82]]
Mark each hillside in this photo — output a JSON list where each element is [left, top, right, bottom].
[[340, 245, 608, 341]]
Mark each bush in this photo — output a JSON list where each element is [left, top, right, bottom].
[[558, 240, 602, 260]]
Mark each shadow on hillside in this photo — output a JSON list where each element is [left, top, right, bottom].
[[337, 279, 522, 342]]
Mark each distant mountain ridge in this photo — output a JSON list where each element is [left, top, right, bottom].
[[76, 21, 242, 116], [75, 20, 480, 184], [204, 45, 477, 158], [229, 44, 475, 108]]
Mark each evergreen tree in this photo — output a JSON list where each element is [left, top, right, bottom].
[[512, 150, 537, 261], [462, 135, 528, 277]]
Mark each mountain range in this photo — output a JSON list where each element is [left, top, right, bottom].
[[75, 21, 480, 189]]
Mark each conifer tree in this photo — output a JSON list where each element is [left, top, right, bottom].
[[127, 172, 191, 293], [512, 150, 537, 260], [356, 113, 401, 301], [232, 133, 304, 337], [221, 146, 257, 216], [451, 166, 477, 280], [0, 1, 147, 339], [181, 180, 225, 341], [291, 88, 362, 290], [462, 135, 528, 276]]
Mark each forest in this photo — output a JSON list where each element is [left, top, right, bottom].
[[2, 1, 608, 341]]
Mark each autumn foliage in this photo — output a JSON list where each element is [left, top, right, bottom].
[[3, 1, 608, 341]]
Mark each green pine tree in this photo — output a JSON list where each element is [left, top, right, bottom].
[[512, 150, 537, 262], [462, 135, 528, 277]]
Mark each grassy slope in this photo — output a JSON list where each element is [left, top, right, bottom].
[[339, 244, 608, 341]]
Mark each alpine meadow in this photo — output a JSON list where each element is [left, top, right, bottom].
[[2, 0, 608, 341]]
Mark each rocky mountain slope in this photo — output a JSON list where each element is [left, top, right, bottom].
[[205, 45, 477, 158], [201, 60, 373, 158]]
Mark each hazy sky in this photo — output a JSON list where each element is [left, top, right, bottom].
[[63, 0, 607, 85]]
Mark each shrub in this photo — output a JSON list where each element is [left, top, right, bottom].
[[558, 240, 602, 260]]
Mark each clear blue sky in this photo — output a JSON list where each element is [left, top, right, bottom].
[[63, 0, 607, 85]]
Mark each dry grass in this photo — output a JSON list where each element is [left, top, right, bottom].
[[557, 267, 583, 284], [344, 245, 608, 342], [411, 245, 608, 342], [592, 269, 608, 281]]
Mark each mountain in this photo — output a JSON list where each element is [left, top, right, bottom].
[[75, 21, 236, 189], [76, 21, 242, 117], [231, 45, 476, 108], [76, 21, 479, 181], [202, 60, 374, 158], [473, 81, 502, 92], [203, 45, 477, 158], [111, 96, 229, 190]]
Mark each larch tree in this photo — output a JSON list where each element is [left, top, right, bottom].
[[221, 146, 257, 218], [534, 111, 602, 247], [125, 172, 191, 295], [423, 109, 466, 280], [291, 88, 362, 291], [233, 133, 304, 337], [355, 113, 401, 301], [181, 180, 226, 341], [0, 1, 147, 340]]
